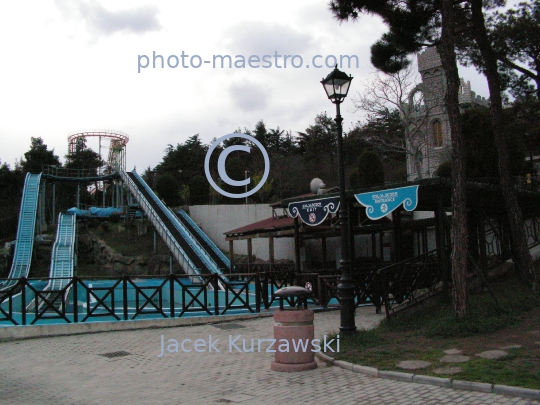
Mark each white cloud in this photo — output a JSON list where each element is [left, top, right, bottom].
[[228, 80, 270, 112], [0, 0, 490, 173], [54, 0, 161, 37], [221, 21, 313, 56]]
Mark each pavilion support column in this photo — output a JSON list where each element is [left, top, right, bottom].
[[392, 210, 403, 263], [229, 240, 235, 270], [294, 217, 301, 274], [435, 195, 450, 288], [247, 238, 253, 273], [321, 236, 327, 270], [268, 237, 275, 266], [379, 232, 384, 260]]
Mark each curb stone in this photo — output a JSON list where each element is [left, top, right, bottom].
[[333, 360, 353, 371], [494, 385, 540, 401], [316, 352, 540, 401], [352, 364, 379, 377], [379, 370, 414, 382], [453, 380, 493, 393], [413, 375, 451, 388], [316, 352, 334, 365]]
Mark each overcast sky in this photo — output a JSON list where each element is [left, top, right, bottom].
[[0, 0, 490, 172]]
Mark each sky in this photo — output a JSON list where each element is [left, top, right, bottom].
[[0, 0, 491, 172]]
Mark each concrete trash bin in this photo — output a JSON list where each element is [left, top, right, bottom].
[[270, 286, 317, 372]]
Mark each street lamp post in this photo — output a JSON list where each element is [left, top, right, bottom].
[[321, 65, 356, 333]]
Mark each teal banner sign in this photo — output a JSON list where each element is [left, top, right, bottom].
[[355, 185, 419, 220], [288, 196, 340, 226]]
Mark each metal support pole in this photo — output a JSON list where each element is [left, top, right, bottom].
[[294, 217, 301, 274], [229, 240, 235, 269], [76, 183, 80, 209], [335, 101, 356, 332], [40, 181, 46, 232], [247, 238, 253, 273], [322, 236, 327, 269], [52, 183, 56, 224], [269, 237, 275, 265]]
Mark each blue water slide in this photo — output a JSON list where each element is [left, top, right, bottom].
[[176, 209, 230, 271], [120, 170, 206, 283], [47, 213, 77, 289], [1, 173, 42, 290], [27, 213, 77, 313], [124, 170, 228, 283]]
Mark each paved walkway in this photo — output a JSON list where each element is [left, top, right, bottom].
[[0, 307, 538, 405]]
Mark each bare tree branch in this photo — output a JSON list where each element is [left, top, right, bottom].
[[352, 62, 442, 179]]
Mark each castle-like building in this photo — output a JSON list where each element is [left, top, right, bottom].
[[406, 48, 489, 181]]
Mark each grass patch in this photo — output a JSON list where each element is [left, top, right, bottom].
[[458, 353, 540, 389], [335, 276, 540, 389]]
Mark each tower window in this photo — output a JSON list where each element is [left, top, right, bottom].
[[433, 121, 443, 148]]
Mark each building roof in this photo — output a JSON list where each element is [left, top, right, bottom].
[[225, 215, 295, 237]]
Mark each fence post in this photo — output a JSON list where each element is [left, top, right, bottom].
[[169, 274, 175, 318], [73, 276, 78, 323], [21, 278, 26, 325], [123, 275, 128, 320], [213, 275, 219, 316], [263, 272, 269, 309], [255, 273, 261, 313]]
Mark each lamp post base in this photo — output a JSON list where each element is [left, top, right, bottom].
[[338, 281, 357, 333]]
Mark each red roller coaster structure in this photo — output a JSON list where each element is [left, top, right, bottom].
[[67, 130, 129, 172]]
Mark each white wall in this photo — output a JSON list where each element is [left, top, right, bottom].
[[188, 204, 295, 261]]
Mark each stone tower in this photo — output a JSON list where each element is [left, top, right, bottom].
[[407, 48, 489, 181]]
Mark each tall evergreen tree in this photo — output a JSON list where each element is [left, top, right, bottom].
[[21, 137, 61, 173], [330, 0, 471, 317], [468, 0, 536, 287]]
